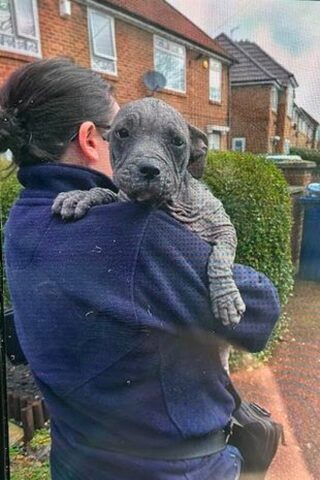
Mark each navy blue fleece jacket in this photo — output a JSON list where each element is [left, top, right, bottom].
[[4, 163, 280, 479]]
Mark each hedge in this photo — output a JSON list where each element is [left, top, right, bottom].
[[204, 151, 294, 306], [0, 158, 21, 226], [1, 157, 21, 306], [290, 147, 320, 165]]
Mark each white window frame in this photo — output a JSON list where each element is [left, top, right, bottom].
[[286, 86, 294, 118], [209, 58, 222, 103], [208, 132, 221, 151], [271, 86, 279, 112], [88, 8, 117, 76], [284, 139, 290, 154], [153, 35, 186, 93], [14, 0, 38, 40], [0, 0, 41, 57], [232, 137, 246, 152]]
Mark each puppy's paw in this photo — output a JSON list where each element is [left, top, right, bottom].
[[52, 190, 92, 220], [212, 292, 246, 326]]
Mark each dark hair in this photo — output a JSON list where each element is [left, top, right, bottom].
[[0, 58, 114, 166]]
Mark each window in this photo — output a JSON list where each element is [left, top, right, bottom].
[[209, 59, 222, 102], [286, 86, 294, 118], [88, 8, 117, 75], [302, 121, 307, 135], [0, 0, 40, 56], [154, 35, 186, 92], [284, 139, 290, 154], [208, 132, 221, 151], [271, 87, 279, 112], [232, 137, 246, 152]]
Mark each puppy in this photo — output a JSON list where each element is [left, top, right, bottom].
[[53, 98, 246, 371]]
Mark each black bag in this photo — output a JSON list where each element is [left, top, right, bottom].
[[228, 400, 285, 476]]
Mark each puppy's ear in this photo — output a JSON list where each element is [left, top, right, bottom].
[[188, 124, 208, 179]]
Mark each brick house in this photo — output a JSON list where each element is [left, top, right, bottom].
[[290, 105, 319, 150], [215, 33, 300, 154], [0, 0, 234, 150]]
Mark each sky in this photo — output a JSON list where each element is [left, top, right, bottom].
[[168, 0, 320, 122]]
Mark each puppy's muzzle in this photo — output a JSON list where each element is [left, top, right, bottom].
[[139, 163, 161, 181]]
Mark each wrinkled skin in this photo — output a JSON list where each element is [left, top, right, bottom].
[[53, 98, 246, 358]]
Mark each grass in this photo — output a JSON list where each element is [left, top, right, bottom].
[[10, 429, 51, 480]]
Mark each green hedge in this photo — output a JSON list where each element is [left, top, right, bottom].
[[0, 158, 21, 226], [290, 147, 320, 165], [204, 151, 293, 306], [1, 157, 21, 306]]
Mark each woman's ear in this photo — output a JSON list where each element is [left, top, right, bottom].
[[78, 121, 100, 164], [187, 124, 209, 179]]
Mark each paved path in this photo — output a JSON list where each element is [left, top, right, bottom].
[[231, 280, 320, 480]]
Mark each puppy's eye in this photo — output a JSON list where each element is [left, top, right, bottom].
[[116, 128, 130, 139], [171, 136, 185, 147]]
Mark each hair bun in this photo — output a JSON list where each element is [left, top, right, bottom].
[[0, 109, 24, 154]]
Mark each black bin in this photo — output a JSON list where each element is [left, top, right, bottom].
[[299, 183, 320, 281]]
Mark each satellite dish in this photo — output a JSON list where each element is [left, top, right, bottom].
[[143, 70, 166, 93]]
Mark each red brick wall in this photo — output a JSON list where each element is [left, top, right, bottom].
[[290, 130, 308, 149], [231, 84, 271, 153], [0, 1, 229, 146]]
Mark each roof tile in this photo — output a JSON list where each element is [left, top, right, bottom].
[[99, 0, 233, 60], [215, 34, 298, 87]]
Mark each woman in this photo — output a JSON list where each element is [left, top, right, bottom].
[[2, 58, 280, 479]]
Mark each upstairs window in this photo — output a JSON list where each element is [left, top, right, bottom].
[[0, 0, 40, 56], [88, 8, 117, 75], [209, 59, 222, 102], [271, 87, 279, 112], [286, 86, 294, 118], [154, 35, 186, 93]]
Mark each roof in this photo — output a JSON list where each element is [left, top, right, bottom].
[[215, 33, 298, 88], [299, 107, 319, 127], [98, 0, 233, 61]]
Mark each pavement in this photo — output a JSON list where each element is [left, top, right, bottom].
[[232, 280, 320, 480]]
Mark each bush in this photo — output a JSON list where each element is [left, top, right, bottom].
[[0, 157, 21, 226], [290, 147, 320, 165], [204, 151, 293, 306], [1, 157, 21, 306]]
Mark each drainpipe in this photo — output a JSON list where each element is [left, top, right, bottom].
[[227, 66, 232, 150]]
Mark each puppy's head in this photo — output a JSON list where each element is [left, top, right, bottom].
[[108, 98, 208, 204]]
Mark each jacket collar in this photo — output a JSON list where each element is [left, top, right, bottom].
[[17, 162, 117, 196]]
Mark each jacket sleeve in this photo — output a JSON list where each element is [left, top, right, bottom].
[[133, 209, 280, 352]]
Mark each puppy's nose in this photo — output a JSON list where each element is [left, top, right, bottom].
[[139, 164, 160, 180]]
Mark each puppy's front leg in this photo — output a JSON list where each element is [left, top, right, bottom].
[[203, 196, 245, 326], [52, 187, 119, 220]]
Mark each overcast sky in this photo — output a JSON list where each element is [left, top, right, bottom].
[[168, 0, 320, 122]]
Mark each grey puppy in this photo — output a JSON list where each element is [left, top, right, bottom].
[[53, 98, 245, 364]]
